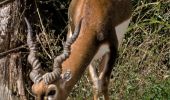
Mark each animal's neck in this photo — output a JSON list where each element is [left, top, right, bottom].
[[59, 30, 98, 98], [57, 0, 132, 98]]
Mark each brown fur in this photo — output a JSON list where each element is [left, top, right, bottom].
[[32, 0, 132, 99], [32, 81, 48, 100]]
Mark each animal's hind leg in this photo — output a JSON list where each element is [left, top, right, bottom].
[[99, 44, 117, 100], [89, 45, 117, 100], [89, 52, 110, 100], [88, 64, 100, 100]]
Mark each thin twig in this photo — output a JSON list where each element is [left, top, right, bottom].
[[36, 34, 52, 59], [34, 0, 54, 58], [0, 0, 13, 5], [25, 86, 35, 97], [0, 44, 27, 57]]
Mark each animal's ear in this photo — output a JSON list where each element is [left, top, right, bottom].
[[61, 70, 72, 82]]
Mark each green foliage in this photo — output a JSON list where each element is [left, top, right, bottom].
[[142, 79, 170, 100], [109, 0, 170, 99]]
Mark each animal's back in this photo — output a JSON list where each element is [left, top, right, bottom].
[[69, 0, 131, 45]]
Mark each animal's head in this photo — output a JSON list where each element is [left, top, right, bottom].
[[31, 81, 58, 100], [25, 17, 82, 99]]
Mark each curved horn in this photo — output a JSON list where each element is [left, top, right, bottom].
[[25, 17, 44, 83], [42, 18, 83, 84]]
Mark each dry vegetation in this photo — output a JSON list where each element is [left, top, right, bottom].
[[24, 0, 170, 99]]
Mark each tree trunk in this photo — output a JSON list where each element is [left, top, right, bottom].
[[0, 0, 27, 100]]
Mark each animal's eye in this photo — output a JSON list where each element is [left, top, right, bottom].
[[46, 84, 58, 99], [47, 89, 56, 96]]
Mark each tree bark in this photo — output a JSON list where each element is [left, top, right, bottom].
[[0, 0, 27, 100]]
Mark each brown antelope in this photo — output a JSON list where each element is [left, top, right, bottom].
[[25, 0, 132, 99]]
